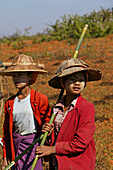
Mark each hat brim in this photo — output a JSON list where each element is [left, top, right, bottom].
[[49, 68, 102, 89], [0, 65, 47, 76]]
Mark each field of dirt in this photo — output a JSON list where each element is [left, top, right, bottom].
[[0, 35, 113, 169]]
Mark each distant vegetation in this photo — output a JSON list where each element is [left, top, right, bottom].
[[0, 7, 113, 46], [41, 8, 113, 41]]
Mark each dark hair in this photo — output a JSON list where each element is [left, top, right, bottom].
[[61, 71, 86, 86], [27, 71, 33, 76]]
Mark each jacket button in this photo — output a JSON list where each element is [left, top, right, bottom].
[[34, 103, 37, 106], [8, 107, 11, 110]]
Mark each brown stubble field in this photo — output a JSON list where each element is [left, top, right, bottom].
[[0, 34, 113, 169]]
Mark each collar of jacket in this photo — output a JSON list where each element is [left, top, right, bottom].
[[55, 94, 81, 110], [7, 88, 37, 107]]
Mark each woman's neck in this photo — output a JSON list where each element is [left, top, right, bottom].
[[17, 86, 31, 100], [64, 93, 79, 107]]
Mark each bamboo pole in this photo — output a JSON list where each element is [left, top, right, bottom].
[[31, 24, 88, 170], [4, 134, 44, 170], [73, 24, 88, 58]]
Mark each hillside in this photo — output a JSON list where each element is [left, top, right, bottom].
[[0, 34, 113, 169]]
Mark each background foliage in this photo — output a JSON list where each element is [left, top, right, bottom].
[[41, 8, 113, 41]]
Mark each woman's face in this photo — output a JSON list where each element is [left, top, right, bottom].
[[64, 72, 86, 95], [12, 72, 31, 89]]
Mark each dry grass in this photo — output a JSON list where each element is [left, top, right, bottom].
[[0, 34, 113, 169]]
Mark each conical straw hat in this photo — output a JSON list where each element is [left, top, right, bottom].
[[0, 54, 47, 75], [0, 54, 47, 85], [49, 58, 102, 89]]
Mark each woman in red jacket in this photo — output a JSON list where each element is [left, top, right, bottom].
[[1, 54, 51, 170], [35, 58, 102, 170]]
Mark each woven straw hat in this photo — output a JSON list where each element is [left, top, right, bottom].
[[49, 58, 102, 89], [0, 54, 47, 85]]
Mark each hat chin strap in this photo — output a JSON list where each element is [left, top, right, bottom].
[[85, 72, 88, 84], [60, 78, 65, 89]]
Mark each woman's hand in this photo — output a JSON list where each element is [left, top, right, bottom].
[[35, 145, 56, 157], [1, 157, 8, 170], [42, 123, 54, 136]]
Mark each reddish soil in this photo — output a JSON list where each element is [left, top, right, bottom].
[[0, 35, 113, 169]]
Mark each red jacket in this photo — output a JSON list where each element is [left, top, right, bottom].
[[51, 95, 96, 170], [2, 89, 51, 161]]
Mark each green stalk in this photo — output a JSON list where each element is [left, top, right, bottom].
[[31, 24, 88, 170], [4, 134, 44, 170], [73, 24, 88, 59], [31, 113, 55, 169]]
